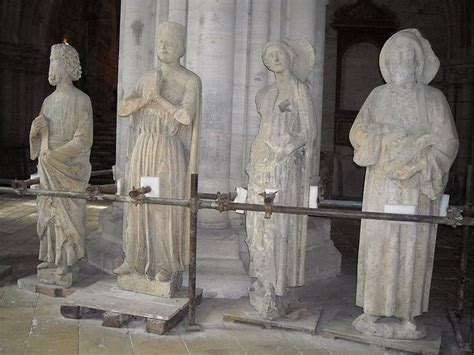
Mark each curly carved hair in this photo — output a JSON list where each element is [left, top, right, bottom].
[[51, 43, 82, 81]]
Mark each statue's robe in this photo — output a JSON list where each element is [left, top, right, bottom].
[[118, 68, 201, 277], [30, 88, 93, 266], [349, 83, 458, 319], [246, 76, 316, 297]]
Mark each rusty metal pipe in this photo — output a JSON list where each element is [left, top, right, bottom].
[[90, 169, 113, 177], [198, 200, 473, 227], [188, 174, 198, 325], [457, 164, 472, 315]]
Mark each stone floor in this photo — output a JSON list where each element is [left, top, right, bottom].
[[0, 195, 472, 354]]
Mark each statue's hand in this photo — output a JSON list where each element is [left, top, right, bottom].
[[31, 115, 48, 137], [278, 99, 293, 113], [388, 163, 420, 180]]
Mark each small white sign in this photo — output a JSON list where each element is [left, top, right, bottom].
[[384, 204, 417, 225], [116, 178, 124, 196], [309, 186, 318, 209], [140, 176, 160, 197], [384, 204, 417, 215], [235, 187, 248, 214], [264, 188, 278, 195], [30, 173, 40, 190], [439, 194, 450, 217]]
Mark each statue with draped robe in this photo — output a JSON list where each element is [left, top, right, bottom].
[[246, 39, 316, 319], [113, 22, 201, 297], [29, 43, 93, 287], [349, 29, 459, 339]]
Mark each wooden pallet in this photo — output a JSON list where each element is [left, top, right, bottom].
[[322, 314, 442, 354], [60, 276, 202, 335], [223, 297, 321, 335]]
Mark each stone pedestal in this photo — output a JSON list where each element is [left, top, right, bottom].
[[37, 265, 79, 288], [86, 204, 123, 273], [117, 273, 182, 298], [86, 214, 341, 298]]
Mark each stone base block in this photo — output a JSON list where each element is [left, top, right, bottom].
[[224, 297, 321, 335], [322, 313, 442, 354], [37, 267, 79, 288], [117, 273, 182, 298]]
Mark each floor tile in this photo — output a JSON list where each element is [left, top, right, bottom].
[[79, 323, 133, 355]]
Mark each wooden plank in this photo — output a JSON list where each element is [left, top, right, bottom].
[[223, 298, 321, 335], [146, 290, 203, 335], [322, 315, 442, 355], [63, 277, 202, 321]]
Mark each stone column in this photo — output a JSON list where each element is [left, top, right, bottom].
[[116, 0, 157, 180], [87, 0, 158, 273], [196, 0, 237, 228], [242, 0, 272, 184]]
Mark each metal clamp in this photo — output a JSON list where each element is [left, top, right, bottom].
[[216, 192, 231, 213], [129, 186, 151, 205], [446, 206, 464, 228], [86, 185, 100, 201], [259, 191, 277, 219]]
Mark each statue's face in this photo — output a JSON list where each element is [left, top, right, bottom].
[[48, 53, 68, 86], [264, 44, 291, 74], [157, 33, 183, 64], [388, 37, 417, 85]]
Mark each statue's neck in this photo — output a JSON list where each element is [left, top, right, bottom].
[[274, 70, 292, 89], [56, 79, 74, 92], [161, 61, 181, 74]]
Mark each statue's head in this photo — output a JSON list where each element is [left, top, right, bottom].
[[262, 41, 294, 74], [380, 29, 439, 85], [49, 43, 81, 86], [262, 39, 315, 82], [157, 22, 186, 64]]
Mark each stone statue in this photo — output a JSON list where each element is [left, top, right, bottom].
[[349, 29, 459, 339], [29, 43, 93, 287], [113, 22, 201, 297], [245, 39, 316, 319]]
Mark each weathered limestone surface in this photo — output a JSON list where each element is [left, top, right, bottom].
[[112, 22, 201, 297], [246, 39, 317, 319], [30, 43, 93, 287], [349, 29, 459, 339], [86, 0, 338, 299]]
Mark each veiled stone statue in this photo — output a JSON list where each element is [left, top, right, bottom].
[[349, 29, 459, 339], [246, 39, 316, 319], [29, 43, 93, 287], [114, 22, 201, 297]]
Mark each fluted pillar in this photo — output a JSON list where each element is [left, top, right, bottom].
[[116, 0, 157, 180], [196, 0, 236, 228], [242, 0, 272, 180]]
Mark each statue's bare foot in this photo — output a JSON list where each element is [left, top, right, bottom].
[[113, 262, 133, 275], [155, 270, 171, 282], [37, 262, 55, 269]]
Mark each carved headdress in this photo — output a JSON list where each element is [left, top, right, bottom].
[[263, 39, 315, 82], [379, 28, 440, 84]]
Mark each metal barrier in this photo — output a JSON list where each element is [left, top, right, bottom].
[[0, 167, 472, 349]]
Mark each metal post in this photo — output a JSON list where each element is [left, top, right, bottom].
[[457, 164, 472, 315], [188, 173, 198, 325]]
